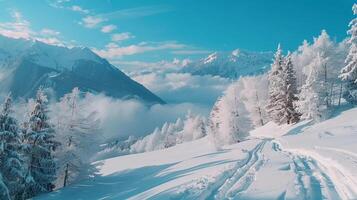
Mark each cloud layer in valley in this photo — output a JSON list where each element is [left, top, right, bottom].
[[51, 94, 209, 140], [132, 72, 230, 106]]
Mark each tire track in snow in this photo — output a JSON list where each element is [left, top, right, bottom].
[[272, 140, 354, 200], [205, 140, 267, 200]]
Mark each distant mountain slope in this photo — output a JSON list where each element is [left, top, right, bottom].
[[181, 49, 273, 79], [0, 35, 164, 104]]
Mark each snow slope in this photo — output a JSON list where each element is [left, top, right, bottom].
[[37, 108, 357, 200]]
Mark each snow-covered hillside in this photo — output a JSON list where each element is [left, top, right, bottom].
[[181, 49, 273, 79], [0, 35, 164, 104], [37, 107, 357, 200]]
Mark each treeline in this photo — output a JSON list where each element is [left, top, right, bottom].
[[208, 4, 357, 145], [0, 88, 100, 200], [97, 112, 207, 159]]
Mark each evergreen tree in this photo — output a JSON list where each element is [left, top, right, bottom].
[[208, 86, 245, 146], [0, 94, 25, 200], [239, 75, 269, 128], [297, 53, 328, 120], [267, 46, 300, 124], [181, 112, 207, 142], [22, 89, 60, 199], [282, 53, 300, 124], [339, 3, 357, 104], [0, 174, 10, 200], [266, 45, 286, 124], [55, 88, 100, 188]]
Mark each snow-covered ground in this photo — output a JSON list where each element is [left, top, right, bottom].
[[38, 108, 357, 200]]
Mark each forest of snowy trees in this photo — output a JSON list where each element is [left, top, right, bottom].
[[207, 4, 357, 145], [0, 88, 101, 200]]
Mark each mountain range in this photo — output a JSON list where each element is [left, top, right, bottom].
[[181, 49, 273, 79], [0, 35, 164, 104]]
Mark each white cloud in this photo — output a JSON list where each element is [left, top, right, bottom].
[[41, 28, 60, 36], [182, 58, 192, 66], [48, 0, 71, 9], [65, 94, 209, 139], [36, 37, 63, 45], [49, 1, 90, 15], [99, 6, 172, 20], [81, 16, 105, 28], [132, 72, 230, 106], [0, 11, 64, 46], [93, 41, 186, 59], [0, 11, 33, 39], [114, 58, 192, 76], [172, 49, 212, 55], [101, 24, 117, 33], [71, 5, 89, 14], [111, 32, 133, 41], [57, 0, 71, 3], [115, 60, 177, 76]]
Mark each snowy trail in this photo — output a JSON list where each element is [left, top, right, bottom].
[[273, 140, 357, 200], [289, 149, 357, 200], [38, 108, 357, 200], [315, 146, 357, 163], [206, 140, 267, 200]]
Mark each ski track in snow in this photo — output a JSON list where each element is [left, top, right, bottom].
[[315, 146, 357, 164], [38, 109, 357, 200], [273, 140, 357, 200], [204, 140, 267, 200]]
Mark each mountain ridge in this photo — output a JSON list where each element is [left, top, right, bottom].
[[0, 35, 165, 104], [181, 49, 273, 79]]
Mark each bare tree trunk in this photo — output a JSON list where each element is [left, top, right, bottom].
[[256, 92, 264, 126], [330, 82, 334, 107], [63, 93, 77, 188], [63, 163, 69, 187], [338, 82, 343, 107], [63, 136, 72, 187], [324, 64, 330, 107]]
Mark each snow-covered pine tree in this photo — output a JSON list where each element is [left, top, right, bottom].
[[339, 3, 357, 104], [208, 99, 221, 141], [282, 53, 300, 124], [230, 95, 240, 139], [181, 112, 207, 142], [0, 94, 25, 199], [55, 88, 100, 188], [208, 83, 249, 146], [297, 53, 328, 120], [197, 117, 207, 139], [22, 89, 60, 199], [293, 30, 346, 108], [239, 75, 269, 127], [266, 45, 286, 124], [0, 174, 10, 200]]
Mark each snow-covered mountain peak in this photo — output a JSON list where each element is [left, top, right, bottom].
[[203, 52, 218, 64], [26, 40, 104, 70], [0, 35, 164, 103], [181, 49, 274, 79], [231, 49, 241, 57]]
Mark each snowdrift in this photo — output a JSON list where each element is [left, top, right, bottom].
[[38, 108, 357, 200]]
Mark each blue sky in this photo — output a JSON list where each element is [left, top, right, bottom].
[[0, 0, 354, 67]]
